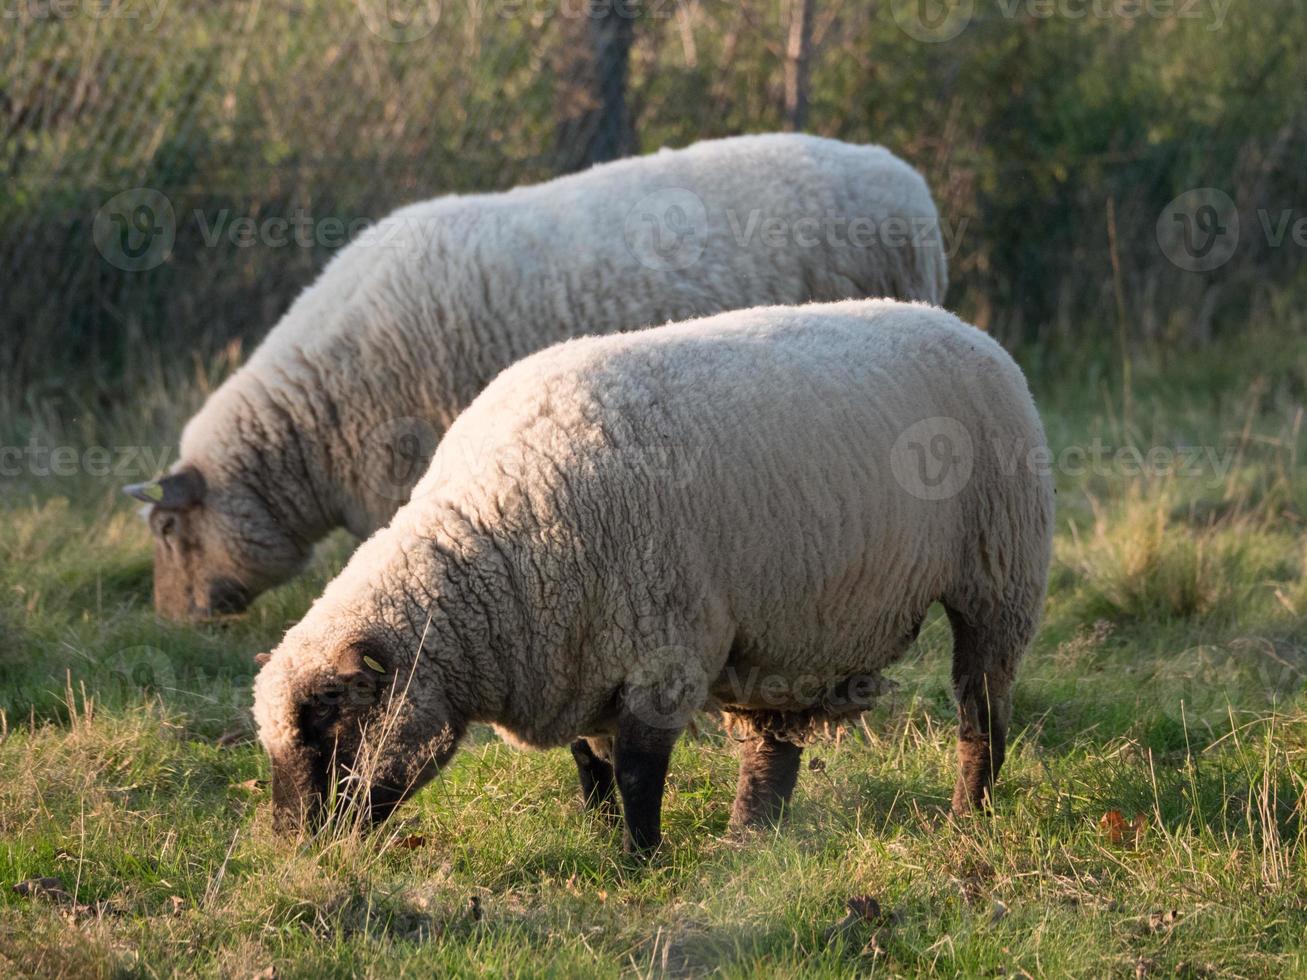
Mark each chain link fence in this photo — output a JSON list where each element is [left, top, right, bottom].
[[2, 0, 1305, 395]]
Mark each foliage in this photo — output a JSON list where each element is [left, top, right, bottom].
[[3, 0, 1306, 393]]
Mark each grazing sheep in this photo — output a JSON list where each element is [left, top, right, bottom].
[[252, 299, 1053, 856], [123, 133, 947, 619]]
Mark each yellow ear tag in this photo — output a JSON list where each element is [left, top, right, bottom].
[[362, 655, 386, 674], [143, 483, 165, 502]]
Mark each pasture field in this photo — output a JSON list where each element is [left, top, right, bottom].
[[1, 321, 1305, 978]]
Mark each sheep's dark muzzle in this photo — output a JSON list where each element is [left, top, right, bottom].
[[269, 753, 410, 833], [269, 750, 328, 833], [208, 578, 252, 616]]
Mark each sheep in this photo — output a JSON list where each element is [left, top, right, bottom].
[[252, 299, 1054, 856], [123, 133, 947, 620]]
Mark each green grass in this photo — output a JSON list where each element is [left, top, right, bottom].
[[2, 325, 1306, 977]]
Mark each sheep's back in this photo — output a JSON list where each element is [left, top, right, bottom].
[[423, 300, 1049, 683]]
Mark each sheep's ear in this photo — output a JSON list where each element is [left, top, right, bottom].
[[331, 642, 390, 711], [123, 467, 205, 510], [253, 651, 272, 667], [335, 641, 389, 678], [123, 480, 164, 504]]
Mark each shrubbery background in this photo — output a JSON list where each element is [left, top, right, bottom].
[[3, 0, 1304, 396]]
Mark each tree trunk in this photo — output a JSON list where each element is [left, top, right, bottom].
[[783, 0, 815, 132], [555, 0, 638, 173]]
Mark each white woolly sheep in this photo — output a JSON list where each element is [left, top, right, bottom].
[[124, 133, 947, 619], [252, 299, 1053, 856]]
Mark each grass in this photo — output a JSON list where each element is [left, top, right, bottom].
[[1, 323, 1306, 977]]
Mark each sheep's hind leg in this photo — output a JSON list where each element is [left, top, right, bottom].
[[570, 737, 619, 820], [612, 712, 681, 857], [945, 602, 1033, 816], [729, 725, 802, 830]]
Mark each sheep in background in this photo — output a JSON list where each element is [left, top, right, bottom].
[[253, 300, 1053, 856], [125, 133, 947, 620]]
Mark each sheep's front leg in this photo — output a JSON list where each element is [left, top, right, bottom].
[[730, 730, 802, 830], [612, 712, 681, 857], [570, 737, 619, 820]]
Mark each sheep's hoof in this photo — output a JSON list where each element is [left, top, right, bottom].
[[950, 779, 995, 820], [621, 833, 662, 863]]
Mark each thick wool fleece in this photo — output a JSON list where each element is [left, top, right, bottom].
[[165, 134, 946, 598], [254, 300, 1052, 800]]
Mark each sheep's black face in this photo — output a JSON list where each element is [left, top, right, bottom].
[[268, 643, 457, 833], [127, 467, 309, 621]]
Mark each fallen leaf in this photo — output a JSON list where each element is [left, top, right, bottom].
[[394, 834, 427, 850], [1099, 810, 1148, 847], [233, 779, 265, 793], [169, 895, 185, 915], [1099, 810, 1128, 843]]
